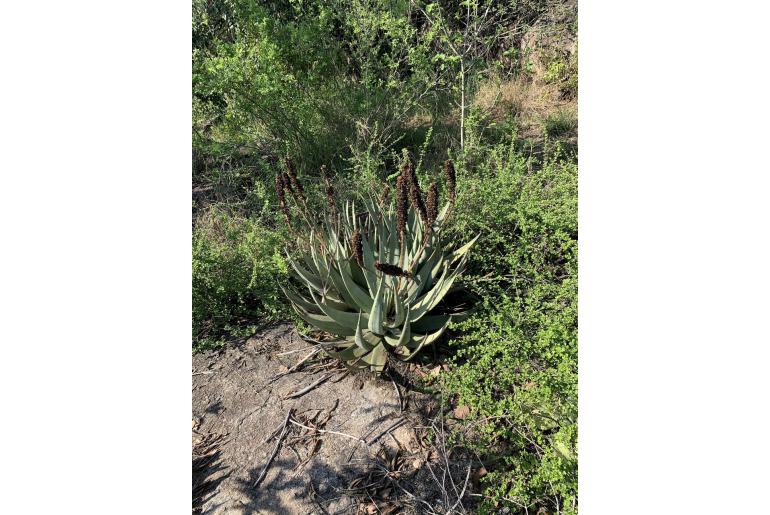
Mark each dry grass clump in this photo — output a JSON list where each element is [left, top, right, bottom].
[[473, 76, 572, 137]]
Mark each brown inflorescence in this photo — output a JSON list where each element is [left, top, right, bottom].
[[351, 230, 363, 267], [281, 171, 295, 197], [426, 182, 438, 228], [444, 159, 456, 203], [403, 161, 428, 224], [284, 157, 305, 202], [396, 174, 408, 240], [374, 261, 411, 278]]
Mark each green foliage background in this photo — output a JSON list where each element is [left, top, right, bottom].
[[192, 0, 577, 511]]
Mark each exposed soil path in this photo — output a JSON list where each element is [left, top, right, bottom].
[[193, 324, 473, 515]]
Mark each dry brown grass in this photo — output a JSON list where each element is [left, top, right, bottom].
[[472, 76, 575, 139]]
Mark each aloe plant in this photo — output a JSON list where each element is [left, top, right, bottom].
[[280, 159, 478, 373]]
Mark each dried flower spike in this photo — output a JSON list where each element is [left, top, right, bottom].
[[284, 157, 305, 202], [281, 171, 295, 194], [351, 230, 363, 267], [426, 182, 438, 228], [374, 261, 411, 278], [444, 159, 456, 203], [396, 175, 408, 240], [404, 161, 428, 224]]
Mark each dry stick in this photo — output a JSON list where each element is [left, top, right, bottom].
[[425, 461, 447, 507], [288, 418, 367, 443], [439, 418, 462, 503], [369, 417, 407, 446], [331, 370, 349, 383], [286, 348, 322, 372], [282, 373, 332, 400], [254, 409, 293, 488], [275, 346, 322, 356], [297, 335, 349, 346], [447, 464, 472, 513], [268, 348, 322, 385]]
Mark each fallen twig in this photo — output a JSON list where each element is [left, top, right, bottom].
[[267, 348, 323, 385], [447, 464, 472, 513], [369, 417, 406, 445], [254, 409, 293, 488], [288, 418, 366, 443], [282, 373, 332, 400], [331, 370, 349, 383], [287, 348, 322, 372]]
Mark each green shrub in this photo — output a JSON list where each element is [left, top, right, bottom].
[[192, 206, 288, 349], [442, 138, 578, 513]]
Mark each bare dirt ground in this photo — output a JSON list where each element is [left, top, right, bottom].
[[193, 324, 478, 515]]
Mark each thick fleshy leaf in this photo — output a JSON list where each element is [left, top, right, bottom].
[[409, 262, 451, 321], [361, 235, 378, 294], [409, 255, 468, 322], [328, 268, 359, 308], [406, 247, 441, 302], [312, 291, 364, 330], [451, 233, 480, 264], [281, 285, 322, 314], [291, 303, 356, 336], [389, 291, 406, 328], [383, 305, 411, 348], [325, 343, 368, 361], [403, 324, 447, 359], [368, 275, 385, 335], [361, 343, 387, 373], [435, 202, 451, 226], [354, 313, 377, 352], [309, 231, 330, 278], [411, 313, 451, 333], [287, 255, 325, 294], [338, 260, 374, 311]]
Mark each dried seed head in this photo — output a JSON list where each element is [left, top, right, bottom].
[[404, 161, 428, 224], [374, 261, 411, 278], [396, 174, 408, 240], [281, 171, 295, 195], [378, 184, 391, 207], [351, 230, 363, 267], [426, 182, 438, 228], [283, 157, 305, 202], [444, 159, 456, 203]]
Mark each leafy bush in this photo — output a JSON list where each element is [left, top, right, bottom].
[[442, 138, 578, 513], [192, 206, 288, 349]]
